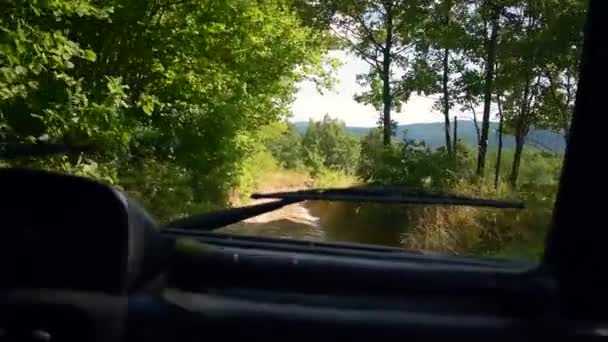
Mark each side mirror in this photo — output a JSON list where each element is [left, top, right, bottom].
[[0, 168, 172, 294]]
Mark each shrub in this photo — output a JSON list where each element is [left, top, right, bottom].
[[358, 129, 457, 189], [260, 122, 305, 170], [302, 115, 360, 174], [355, 129, 561, 260], [312, 167, 358, 188]]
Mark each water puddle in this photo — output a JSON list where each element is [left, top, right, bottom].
[[219, 201, 410, 247]]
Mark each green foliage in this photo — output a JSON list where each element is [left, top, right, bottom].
[[1, 0, 332, 219], [0, 0, 583, 261], [357, 128, 456, 188], [235, 147, 279, 203], [118, 158, 216, 221], [302, 114, 360, 175], [355, 126, 562, 260], [260, 121, 305, 170], [312, 167, 358, 188], [326, 0, 431, 144]]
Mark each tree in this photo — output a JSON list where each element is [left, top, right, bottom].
[[302, 115, 360, 174], [260, 122, 304, 169], [408, 0, 469, 159], [330, 0, 424, 145], [449, 0, 504, 171], [494, 95, 505, 189], [497, 0, 586, 186], [499, 3, 544, 186], [454, 66, 484, 146], [542, 66, 577, 144], [0, 0, 332, 216], [477, 1, 502, 176], [538, 0, 587, 144]]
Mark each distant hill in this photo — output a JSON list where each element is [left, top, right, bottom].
[[292, 120, 566, 154]]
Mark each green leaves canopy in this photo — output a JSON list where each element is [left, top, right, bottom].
[[1, 0, 331, 219]]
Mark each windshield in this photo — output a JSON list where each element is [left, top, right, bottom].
[[0, 0, 587, 262]]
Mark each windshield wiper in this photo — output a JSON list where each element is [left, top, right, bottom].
[[163, 186, 523, 233], [164, 198, 302, 231], [252, 187, 525, 209], [0, 141, 93, 160]]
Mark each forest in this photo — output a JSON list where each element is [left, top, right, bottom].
[[0, 0, 587, 259]]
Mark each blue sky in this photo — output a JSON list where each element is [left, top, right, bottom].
[[290, 50, 496, 127]]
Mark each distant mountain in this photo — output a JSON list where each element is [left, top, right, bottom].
[[292, 120, 566, 154]]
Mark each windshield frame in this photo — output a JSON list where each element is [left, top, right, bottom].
[[543, 0, 604, 321]]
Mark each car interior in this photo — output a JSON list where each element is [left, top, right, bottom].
[[1, 0, 607, 341]]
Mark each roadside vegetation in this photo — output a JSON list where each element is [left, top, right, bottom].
[[256, 119, 561, 260], [1, 0, 583, 260]]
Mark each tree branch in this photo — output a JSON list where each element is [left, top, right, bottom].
[[565, 73, 573, 106], [468, 99, 481, 144], [392, 86, 407, 99], [392, 41, 416, 56], [159, 0, 198, 8], [330, 26, 383, 73], [353, 15, 384, 52]]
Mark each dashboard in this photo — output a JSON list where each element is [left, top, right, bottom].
[[0, 168, 599, 342]]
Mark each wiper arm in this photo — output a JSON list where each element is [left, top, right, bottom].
[[252, 187, 524, 209], [164, 198, 302, 231]]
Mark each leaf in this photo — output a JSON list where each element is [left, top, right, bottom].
[[139, 93, 156, 116], [142, 101, 154, 116], [83, 49, 97, 62]]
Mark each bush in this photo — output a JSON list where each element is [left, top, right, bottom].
[[0, 0, 331, 220], [354, 129, 561, 260], [302, 115, 360, 174], [234, 148, 279, 203], [312, 167, 358, 188], [358, 129, 457, 189], [260, 122, 305, 170], [119, 158, 220, 222]]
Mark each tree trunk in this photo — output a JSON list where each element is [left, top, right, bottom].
[[442, 47, 452, 157], [563, 73, 573, 146], [494, 98, 504, 189], [469, 102, 481, 145], [509, 70, 539, 187], [382, 4, 394, 146], [476, 11, 499, 177], [510, 132, 525, 187], [509, 84, 530, 188], [453, 115, 458, 160]]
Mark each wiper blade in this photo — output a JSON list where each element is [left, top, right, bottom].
[[0, 141, 93, 160], [252, 187, 524, 209], [164, 198, 302, 231], [163, 186, 523, 233]]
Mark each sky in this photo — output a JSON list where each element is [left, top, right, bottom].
[[290, 50, 495, 127]]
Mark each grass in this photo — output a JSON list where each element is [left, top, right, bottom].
[[312, 167, 359, 188], [400, 176, 556, 261], [230, 145, 559, 262], [261, 169, 312, 190], [233, 150, 358, 205]]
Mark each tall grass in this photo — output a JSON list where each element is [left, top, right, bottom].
[[312, 167, 359, 188], [401, 148, 562, 261], [232, 141, 561, 262]]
